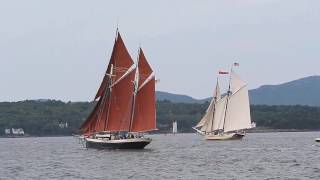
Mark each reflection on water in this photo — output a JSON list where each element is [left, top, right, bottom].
[[1, 132, 320, 180]]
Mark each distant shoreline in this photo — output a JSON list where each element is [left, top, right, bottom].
[[1, 129, 319, 138], [247, 128, 320, 133]]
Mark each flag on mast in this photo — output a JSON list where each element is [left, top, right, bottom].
[[219, 70, 229, 75], [233, 62, 240, 66]]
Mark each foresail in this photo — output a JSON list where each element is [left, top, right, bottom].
[[79, 99, 102, 135], [196, 80, 221, 132], [198, 100, 214, 131], [196, 99, 214, 128]]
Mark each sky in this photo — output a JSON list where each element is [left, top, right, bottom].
[[1, 0, 320, 101]]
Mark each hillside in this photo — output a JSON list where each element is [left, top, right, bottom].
[[1, 100, 320, 136], [250, 76, 320, 106], [156, 91, 202, 104], [158, 76, 320, 106]]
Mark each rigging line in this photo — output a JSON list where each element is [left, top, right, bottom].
[[95, 65, 113, 132]]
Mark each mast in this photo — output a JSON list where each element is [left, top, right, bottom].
[[103, 64, 114, 131], [222, 65, 234, 133], [210, 78, 219, 133], [129, 49, 140, 132]]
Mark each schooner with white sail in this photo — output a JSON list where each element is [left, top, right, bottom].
[[79, 30, 157, 149], [193, 64, 252, 140]]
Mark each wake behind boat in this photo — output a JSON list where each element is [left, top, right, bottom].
[[79, 30, 157, 149], [193, 64, 253, 140]]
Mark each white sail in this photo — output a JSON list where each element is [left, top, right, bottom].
[[196, 80, 221, 129], [196, 99, 214, 128], [172, 121, 178, 134], [212, 96, 227, 131], [199, 102, 214, 131], [214, 80, 221, 102], [203, 96, 227, 132], [223, 71, 251, 132], [197, 81, 222, 132], [230, 71, 246, 94]]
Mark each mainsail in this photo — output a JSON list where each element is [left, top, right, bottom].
[[223, 71, 252, 132], [80, 32, 157, 135], [130, 48, 157, 132]]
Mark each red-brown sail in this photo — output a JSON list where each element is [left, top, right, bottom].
[[79, 98, 102, 135], [80, 31, 135, 133], [106, 70, 135, 131], [95, 32, 133, 100], [130, 49, 157, 132]]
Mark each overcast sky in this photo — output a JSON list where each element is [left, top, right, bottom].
[[1, 0, 320, 101]]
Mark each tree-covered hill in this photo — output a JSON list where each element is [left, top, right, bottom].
[[1, 100, 320, 136]]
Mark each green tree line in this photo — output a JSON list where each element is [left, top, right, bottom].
[[0, 100, 320, 136]]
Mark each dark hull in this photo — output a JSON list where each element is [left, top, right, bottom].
[[232, 133, 245, 140], [86, 139, 151, 149]]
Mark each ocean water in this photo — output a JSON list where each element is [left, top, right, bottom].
[[0, 132, 320, 180]]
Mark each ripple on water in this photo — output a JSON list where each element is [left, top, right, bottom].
[[0, 132, 320, 179]]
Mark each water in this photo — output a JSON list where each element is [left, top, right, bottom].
[[1, 132, 320, 180]]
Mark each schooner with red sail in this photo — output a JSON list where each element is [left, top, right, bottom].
[[79, 30, 157, 149]]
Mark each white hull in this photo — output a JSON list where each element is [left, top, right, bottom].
[[315, 138, 320, 143], [205, 133, 245, 140]]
